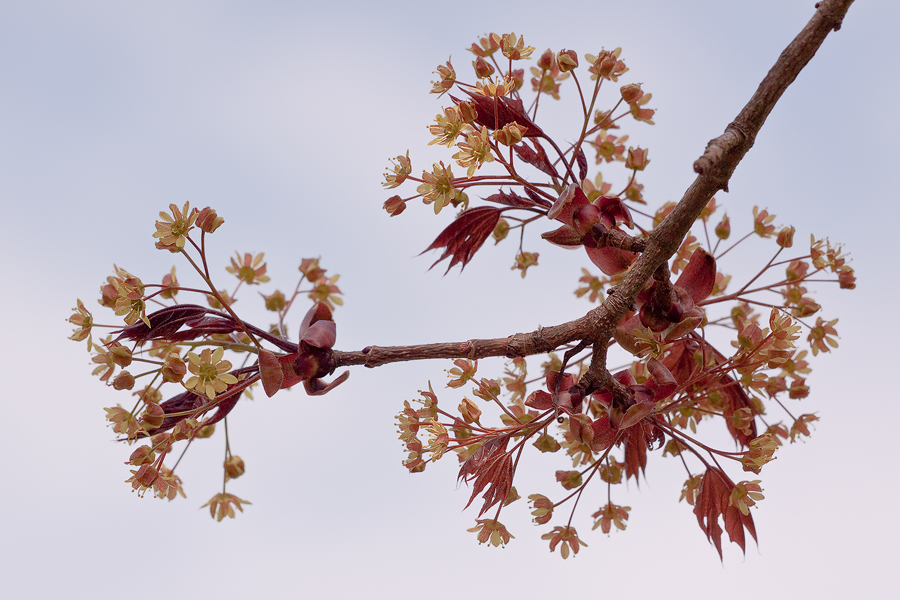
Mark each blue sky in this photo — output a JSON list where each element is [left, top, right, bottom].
[[2, 1, 897, 598]]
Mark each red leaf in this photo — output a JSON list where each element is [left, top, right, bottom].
[[483, 189, 548, 210], [719, 373, 759, 447], [514, 139, 559, 180], [693, 467, 758, 560], [453, 91, 544, 137], [113, 304, 238, 344], [575, 146, 588, 182], [423, 207, 502, 272], [458, 434, 514, 517]]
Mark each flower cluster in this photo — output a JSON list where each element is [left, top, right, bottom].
[[69, 201, 345, 520], [377, 32, 854, 559]]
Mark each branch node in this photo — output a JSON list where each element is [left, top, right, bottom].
[[363, 345, 380, 368]]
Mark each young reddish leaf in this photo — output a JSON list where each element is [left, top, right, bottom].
[[693, 467, 758, 560], [458, 434, 514, 517], [590, 415, 617, 453], [423, 206, 502, 273], [620, 419, 663, 483], [483, 189, 545, 210], [719, 373, 759, 447], [454, 91, 544, 138], [514, 139, 559, 180], [547, 183, 590, 221], [523, 184, 552, 209], [575, 146, 588, 182], [113, 304, 238, 344]]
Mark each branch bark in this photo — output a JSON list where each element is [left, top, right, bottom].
[[331, 0, 854, 388]]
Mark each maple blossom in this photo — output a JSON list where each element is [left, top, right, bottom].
[[69, 2, 859, 562]]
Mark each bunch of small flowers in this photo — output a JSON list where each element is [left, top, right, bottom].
[[379, 32, 853, 560], [69, 201, 345, 520]]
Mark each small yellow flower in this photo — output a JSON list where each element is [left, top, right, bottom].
[[153, 202, 198, 251], [453, 126, 494, 178], [728, 481, 765, 516], [592, 503, 630, 534], [541, 525, 587, 559], [492, 32, 535, 60], [493, 122, 527, 147], [468, 519, 514, 547], [184, 347, 238, 400], [428, 107, 466, 148], [430, 59, 456, 96], [417, 162, 463, 214], [474, 75, 515, 98], [382, 151, 412, 188], [808, 317, 839, 355], [226, 252, 270, 285], [308, 274, 343, 309], [424, 419, 449, 461], [201, 492, 252, 521], [107, 267, 149, 327], [224, 456, 245, 481], [68, 299, 93, 348]]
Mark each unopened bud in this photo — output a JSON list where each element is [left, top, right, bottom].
[[776, 226, 795, 248], [715, 214, 731, 239], [197, 207, 224, 233], [113, 371, 135, 390], [224, 455, 245, 480], [472, 56, 494, 79], [536, 49, 554, 71], [557, 49, 578, 72]]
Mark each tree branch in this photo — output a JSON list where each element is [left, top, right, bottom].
[[331, 0, 854, 390]]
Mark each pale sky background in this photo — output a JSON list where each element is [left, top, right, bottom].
[[2, 1, 898, 598]]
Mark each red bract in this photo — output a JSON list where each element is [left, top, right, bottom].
[[543, 184, 639, 275], [637, 248, 716, 333], [258, 302, 348, 398]]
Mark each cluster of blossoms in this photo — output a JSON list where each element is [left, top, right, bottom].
[[71, 31, 854, 560], [384, 33, 854, 558], [69, 202, 345, 518]]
